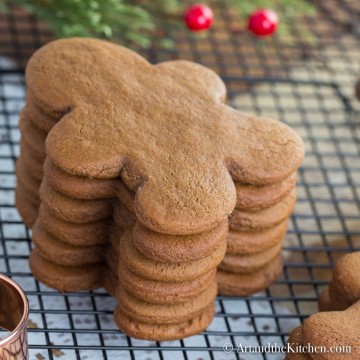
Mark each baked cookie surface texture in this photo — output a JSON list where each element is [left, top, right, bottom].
[[16, 38, 304, 340]]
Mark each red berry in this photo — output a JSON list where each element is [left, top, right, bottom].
[[248, 9, 278, 37], [184, 4, 214, 31]]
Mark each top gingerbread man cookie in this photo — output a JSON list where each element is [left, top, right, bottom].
[[26, 38, 304, 235]]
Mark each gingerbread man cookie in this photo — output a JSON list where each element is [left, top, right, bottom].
[[26, 38, 303, 234], [17, 38, 304, 340]]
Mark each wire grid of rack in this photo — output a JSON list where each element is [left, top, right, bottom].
[[0, 1, 360, 359]]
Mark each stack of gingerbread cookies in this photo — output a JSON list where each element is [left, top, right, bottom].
[[16, 101, 48, 227], [218, 174, 298, 296], [16, 38, 304, 340], [30, 159, 229, 340]]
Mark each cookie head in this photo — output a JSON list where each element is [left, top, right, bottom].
[[26, 38, 304, 234], [302, 301, 360, 360], [331, 252, 360, 305]]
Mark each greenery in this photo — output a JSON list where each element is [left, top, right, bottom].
[[1, 0, 316, 48]]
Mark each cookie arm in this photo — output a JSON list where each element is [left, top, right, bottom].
[[45, 107, 127, 178], [222, 107, 304, 185]]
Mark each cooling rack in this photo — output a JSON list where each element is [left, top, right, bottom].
[[0, 1, 360, 359]]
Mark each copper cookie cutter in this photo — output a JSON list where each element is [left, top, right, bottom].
[[0, 274, 29, 359]]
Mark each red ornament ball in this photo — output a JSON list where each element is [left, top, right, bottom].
[[184, 4, 214, 31], [248, 9, 278, 37]]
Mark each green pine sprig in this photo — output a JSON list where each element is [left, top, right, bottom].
[[1, 0, 317, 48]]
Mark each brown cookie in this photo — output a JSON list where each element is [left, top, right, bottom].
[[39, 179, 113, 223], [16, 180, 40, 218], [116, 281, 217, 325], [105, 241, 119, 275], [44, 158, 135, 211], [114, 302, 215, 341], [329, 252, 360, 308], [38, 201, 134, 246], [157, 60, 227, 103], [318, 288, 334, 312], [328, 282, 352, 311], [112, 201, 136, 228], [356, 78, 360, 102], [103, 242, 119, 296], [118, 262, 216, 304], [217, 255, 283, 296], [285, 326, 312, 360], [121, 230, 227, 282], [102, 267, 118, 297], [106, 232, 216, 304], [16, 158, 41, 199], [40, 179, 134, 228], [132, 220, 228, 263], [226, 220, 288, 255], [19, 140, 44, 181], [27, 38, 303, 235], [39, 203, 111, 246], [19, 107, 47, 157], [15, 181, 39, 227], [319, 252, 360, 312], [32, 221, 105, 266], [235, 173, 296, 211], [21, 38, 304, 341], [218, 238, 283, 274], [229, 189, 296, 231], [29, 248, 103, 292], [20, 134, 45, 165], [302, 301, 360, 360], [25, 93, 59, 133], [31, 237, 117, 294], [121, 232, 226, 282]]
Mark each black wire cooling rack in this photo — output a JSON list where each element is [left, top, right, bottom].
[[1, 1, 360, 359]]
